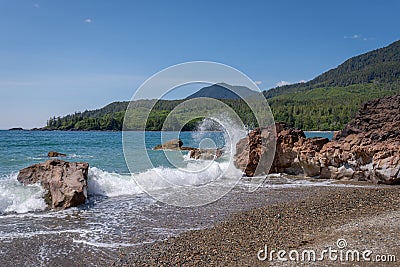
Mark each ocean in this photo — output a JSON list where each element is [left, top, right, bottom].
[[0, 128, 336, 265]]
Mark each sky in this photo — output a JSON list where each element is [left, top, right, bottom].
[[0, 0, 399, 129]]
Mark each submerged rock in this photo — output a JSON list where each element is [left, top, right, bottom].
[[154, 139, 183, 150], [47, 151, 67, 157], [234, 94, 400, 185], [17, 159, 89, 210], [154, 139, 223, 160], [189, 148, 223, 160]]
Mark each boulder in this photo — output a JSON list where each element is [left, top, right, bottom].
[[48, 151, 67, 157], [189, 149, 223, 160], [153, 139, 183, 150], [17, 159, 89, 210], [234, 94, 400, 185], [235, 122, 309, 176], [234, 123, 279, 176], [154, 139, 223, 160]]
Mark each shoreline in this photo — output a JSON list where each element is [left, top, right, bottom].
[[116, 185, 400, 266]]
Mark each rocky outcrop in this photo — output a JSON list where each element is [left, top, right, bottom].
[[154, 139, 184, 150], [189, 148, 223, 160], [17, 159, 89, 210], [317, 94, 400, 184], [234, 125, 277, 176], [154, 139, 223, 160], [234, 94, 400, 185], [47, 151, 67, 157]]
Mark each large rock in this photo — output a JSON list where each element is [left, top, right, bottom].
[[48, 151, 67, 157], [317, 95, 400, 184], [234, 94, 400, 185], [189, 148, 223, 160], [234, 124, 277, 176], [17, 159, 89, 210], [154, 139, 223, 160], [154, 139, 183, 150]]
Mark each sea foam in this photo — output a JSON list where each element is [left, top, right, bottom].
[[0, 173, 47, 214]]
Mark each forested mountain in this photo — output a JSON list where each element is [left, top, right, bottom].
[[45, 98, 257, 131], [43, 40, 400, 131], [186, 83, 259, 99], [265, 40, 400, 98]]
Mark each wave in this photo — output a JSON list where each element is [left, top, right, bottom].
[[0, 173, 47, 214], [0, 158, 235, 214], [87, 167, 142, 197], [87, 160, 235, 197]]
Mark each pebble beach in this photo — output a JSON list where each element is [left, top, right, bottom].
[[116, 185, 400, 266]]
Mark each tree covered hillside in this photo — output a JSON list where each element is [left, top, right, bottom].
[[265, 40, 400, 98], [43, 40, 400, 131]]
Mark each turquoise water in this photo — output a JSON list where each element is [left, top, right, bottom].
[[0, 130, 226, 178], [0, 129, 232, 214], [305, 131, 334, 140], [0, 130, 333, 178]]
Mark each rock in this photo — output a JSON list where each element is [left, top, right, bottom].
[[154, 139, 223, 160], [17, 159, 89, 210], [9, 127, 24, 131], [234, 94, 400, 185], [153, 139, 183, 150], [48, 151, 67, 157], [189, 149, 223, 160], [234, 122, 305, 176], [234, 125, 276, 176]]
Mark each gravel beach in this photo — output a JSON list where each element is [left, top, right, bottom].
[[116, 185, 400, 266]]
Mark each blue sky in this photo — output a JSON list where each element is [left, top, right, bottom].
[[1, 0, 399, 129]]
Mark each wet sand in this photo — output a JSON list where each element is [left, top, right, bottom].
[[116, 185, 400, 266]]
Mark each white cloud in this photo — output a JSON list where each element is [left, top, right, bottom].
[[84, 18, 93, 23], [344, 34, 361, 39], [344, 34, 375, 41], [274, 79, 306, 87], [363, 37, 375, 41], [254, 81, 262, 85], [276, 81, 291, 87]]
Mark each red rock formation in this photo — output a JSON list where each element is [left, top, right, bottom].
[[234, 94, 400, 185], [17, 159, 89, 209]]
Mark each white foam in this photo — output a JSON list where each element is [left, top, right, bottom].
[[0, 173, 47, 214], [88, 167, 142, 197], [0, 229, 87, 240], [135, 161, 228, 189], [72, 239, 148, 248], [88, 160, 237, 198]]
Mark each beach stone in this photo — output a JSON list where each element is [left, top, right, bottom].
[[17, 159, 89, 210], [234, 94, 400, 185], [47, 151, 67, 157]]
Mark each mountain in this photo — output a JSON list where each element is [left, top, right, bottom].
[[186, 83, 259, 99], [42, 40, 400, 131], [265, 40, 400, 98], [263, 40, 400, 130]]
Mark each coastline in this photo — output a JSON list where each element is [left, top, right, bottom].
[[116, 185, 400, 266]]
